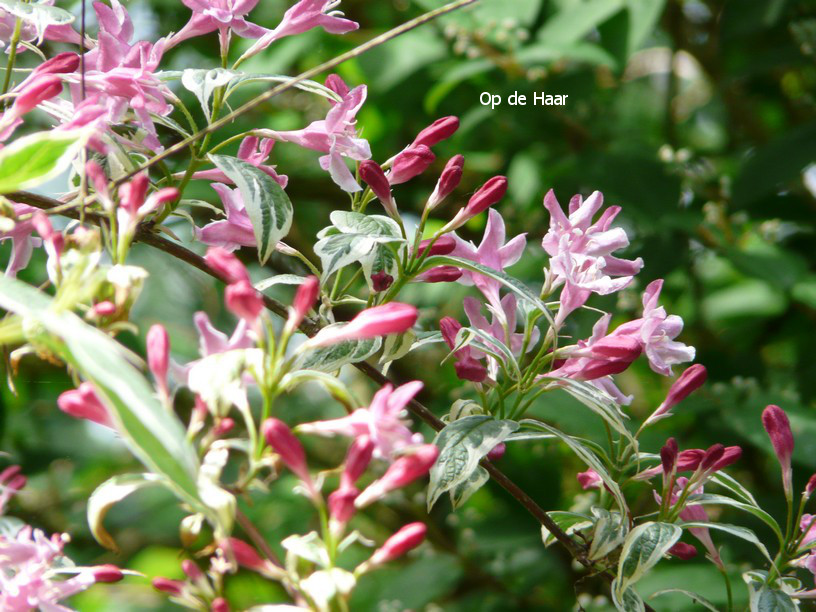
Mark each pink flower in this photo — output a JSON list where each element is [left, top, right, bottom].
[[340, 435, 375, 488], [389, 144, 435, 185], [355, 445, 439, 508], [416, 235, 456, 257], [117, 174, 178, 235], [190, 137, 287, 188], [427, 155, 464, 210], [447, 176, 508, 229], [800, 514, 816, 548], [542, 190, 643, 325], [646, 364, 707, 425], [147, 324, 170, 397], [257, 76, 370, 191], [306, 303, 417, 347], [0, 75, 63, 141], [763, 404, 794, 497], [286, 276, 320, 332], [463, 293, 537, 359], [171, 312, 255, 385], [225, 280, 264, 324], [167, 0, 267, 53], [577, 468, 602, 490], [359, 160, 397, 216], [299, 382, 424, 459], [439, 316, 488, 383], [0, 466, 26, 514], [0, 1, 82, 50], [204, 247, 251, 284], [196, 184, 257, 252], [611, 280, 695, 376], [241, 0, 358, 61], [368, 523, 427, 566], [450, 209, 526, 310], [262, 418, 316, 496], [0, 204, 40, 277], [412, 116, 459, 148], [660, 478, 723, 568], [57, 382, 114, 428]]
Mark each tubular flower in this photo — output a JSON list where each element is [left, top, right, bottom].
[[57, 382, 114, 429], [355, 444, 439, 508], [0, 204, 40, 277], [305, 303, 417, 348], [190, 137, 288, 188], [439, 316, 488, 383], [196, 184, 257, 251], [427, 154, 464, 210], [167, 0, 268, 51], [762, 404, 795, 498], [645, 364, 707, 425]]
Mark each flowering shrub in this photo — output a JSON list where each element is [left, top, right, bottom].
[[0, 1, 813, 610]]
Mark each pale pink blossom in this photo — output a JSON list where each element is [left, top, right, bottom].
[[241, 0, 358, 61], [299, 382, 424, 459], [576, 468, 602, 490], [167, 0, 267, 52], [306, 303, 417, 348], [463, 293, 536, 359], [368, 523, 426, 566], [800, 514, 816, 549], [658, 478, 723, 568], [189, 137, 287, 188], [542, 190, 643, 325], [0, 204, 40, 277], [57, 382, 114, 429], [0, 1, 82, 50], [147, 324, 170, 397], [256, 77, 370, 192], [450, 209, 526, 310], [611, 279, 695, 375]]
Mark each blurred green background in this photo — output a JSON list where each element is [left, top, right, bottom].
[[3, 0, 816, 609]]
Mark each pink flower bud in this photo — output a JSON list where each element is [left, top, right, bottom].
[[573, 357, 636, 381], [359, 160, 397, 216], [660, 437, 678, 474], [328, 487, 358, 523], [204, 247, 250, 284], [57, 382, 113, 428], [427, 155, 464, 209], [91, 301, 117, 317], [369, 522, 427, 565], [439, 316, 462, 349], [412, 116, 459, 148], [31, 212, 64, 261], [213, 417, 235, 437], [576, 468, 602, 490], [13, 75, 63, 115], [147, 324, 169, 395], [120, 173, 149, 216], [668, 542, 698, 560], [289, 276, 319, 330], [454, 358, 488, 383], [418, 266, 462, 283], [763, 404, 794, 495], [325, 74, 350, 99], [355, 445, 439, 508], [440, 316, 487, 382], [181, 560, 203, 581], [262, 418, 312, 486], [801, 514, 816, 547], [589, 336, 642, 361], [649, 365, 707, 424], [487, 443, 505, 461], [33, 52, 80, 75], [341, 435, 375, 488], [371, 271, 394, 292], [676, 449, 705, 472], [417, 235, 456, 257], [463, 176, 507, 218], [806, 474, 816, 497], [85, 161, 112, 210], [225, 280, 264, 323], [223, 538, 266, 571], [307, 303, 417, 347], [709, 446, 741, 472], [211, 597, 230, 612], [700, 444, 724, 472], [92, 564, 124, 583], [389, 145, 435, 185], [152, 577, 184, 595]]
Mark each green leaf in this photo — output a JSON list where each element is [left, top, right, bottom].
[[540, 511, 593, 547], [255, 274, 307, 291], [0, 130, 83, 194], [87, 473, 166, 551], [649, 589, 720, 612], [181, 68, 236, 117], [296, 335, 381, 372], [679, 521, 773, 562], [588, 507, 627, 561], [744, 571, 800, 612], [210, 155, 293, 264], [615, 522, 681, 602], [611, 583, 646, 612], [0, 0, 74, 42], [0, 276, 203, 512], [537, 0, 625, 47], [449, 465, 489, 509], [686, 493, 783, 545], [427, 415, 519, 510], [520, 419, 627, 512]]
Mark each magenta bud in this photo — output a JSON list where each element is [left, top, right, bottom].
[[204, 247, 250, 284], [660, 437, 678, 474], [454, 357, 488, 382], [590, 336, 642, 362], [700, 444, 725, 472], [92, 564, 123, 583], [120, 173, 149, 215], [806, 474, 816, 497], [290, 276, 319, 330], [649, 365, 708, 423], [668, 542, 698, 560], [371, 271, 394, 292], [359, 160, 396, 215], [710, 446, 741, 472], [487, 443, 506, 461], [419, 266, 462, 283], [223, 538, 266, 571], [57, 382, 113, 428], [152, 577, 184, 595], [575, 358, 635, 381], [341, 435, 375, 488], [389, 145, 435, 185], [33, 52, 80, 76], [225, 280, 264, 323], [308, 303, 418, 347], [211, 597, 230, 612], [147, 324, 170, 394], [0, 465, 22, 485], [463, 175, 507, 217], [213, 417, 235, 437], [417, 235, 456, 257], [427, 155, 464, 209], [325, 74, 349, 99], [328, 487, 359, 523], [369, 522, 427, 566], [412, 116, 459, 148], [14, 75, 62, 115], [355, 445, 439, 508], [676, 449, 705, 472], [181, 560, 203, 581], [439, 316, 463, 350], [762, 404, 794, 495], [91, 301, 117, 317], [576, 468, 602, 490], [262, 418, 311, 484]]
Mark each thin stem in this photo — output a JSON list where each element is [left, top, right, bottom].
[[1, 18, 23, 97]]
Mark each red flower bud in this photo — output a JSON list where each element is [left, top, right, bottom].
[[369, 522, 427, 565], [763, 404, 794, 496], [700, 444, 724, 472], [147, 324, 170, 395], [412, 116, 459, 148], [359, 160, 396, 216], [427, 155, 464, 209], [355, 445, 439, 508], [223, 537, 266, 571], [660, 437, 678, 474], [92, 564, 123, 583], [487, 443, 506, 461], [389, 145, 435, 185], [417, 235, 456, 257], [120, 173, 149, 216], [419, 266, 462, 283], [225, 280, 264, 323], [152, 577, 184, 595], [13, 75, 62, 115], [33, 52, 80, 75], [454, 357, 488, 382], [213, 417, 235, 437], [371, 271, 394, 292], [325, 74, 349, 99], [58, 382, 113, 428], [308, 303, 417, 347], [341, 435, 375, 488], [328, 487, 359, 523], [262, 418, 312, 486], [205, 247, 250, 284], [806, 474, 816, 497], [463, 175, 507, 217], [648, 365, 707, 424], [211, 597, 230, 612], [577, 468, 602, 490], [181, 560, 203, 581], [668, 542, 698, 560], [289, 275, 319, 330]]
